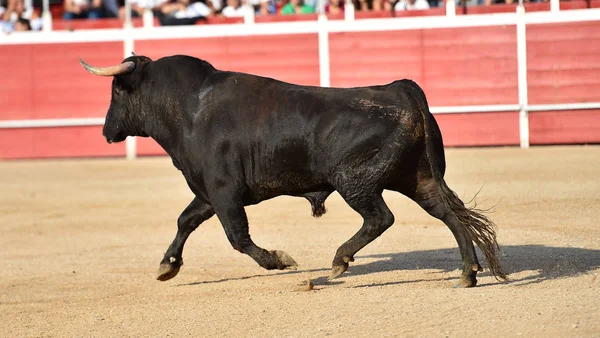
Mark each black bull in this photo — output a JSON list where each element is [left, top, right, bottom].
[[80, 54, 507, 287]]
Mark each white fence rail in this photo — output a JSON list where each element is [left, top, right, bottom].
[[1, 5, 600, 159]]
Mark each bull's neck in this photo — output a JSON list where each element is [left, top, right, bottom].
[[143, 105, 188, 160]]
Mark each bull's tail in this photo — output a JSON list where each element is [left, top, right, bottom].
[[407, 80, 508, 281]]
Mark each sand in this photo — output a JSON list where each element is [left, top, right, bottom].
[[1, 145, 599, 337]]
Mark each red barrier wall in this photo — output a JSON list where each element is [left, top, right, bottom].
[[0, 18, 599, 159], [527, 21, 600, 145], [329, 26, 520, 146], [0, 126, 125, 159], [529, 110, 600, 145], [329, 26, 518, 106], [0, 41, 123, 158], [435, 112, 520, 147]]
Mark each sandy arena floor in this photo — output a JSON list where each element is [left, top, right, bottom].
[[1, 145, 599, 337]]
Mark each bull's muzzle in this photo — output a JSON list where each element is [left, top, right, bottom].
[[102, 125, 127, 144]]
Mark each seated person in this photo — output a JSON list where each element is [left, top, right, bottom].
[[1, 0, 41, 32], [248, 0, 275, 15], [280, 0, 314, 14], [325, 0, 344, 13], [117, 0, 168, 19], [157, 0, 219, 24], [13, 17, 29, 30], [63, 0, 103, 19], [393, 0, 429, 10], [221, 0, 252, 16]]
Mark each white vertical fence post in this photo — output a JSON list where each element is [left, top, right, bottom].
[[445, 0, 456, 17], [344, 0, 355, 21], [318, 14, 331, 87], [42, 0, 52, 32], [550, 0, 560, 13], [123, 1, 137, 160], [516, 5, 529, 148], [143, 9, 154, 28], [244, 1, 255, 24], [124, 0, 133, 29]]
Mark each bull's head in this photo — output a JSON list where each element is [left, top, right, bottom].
[[80, 56, 151, 143]]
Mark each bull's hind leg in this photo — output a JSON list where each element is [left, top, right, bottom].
[[211, 191, 298, 271], [329, 191, 395, 280], [157, 197, 215, 281], [413, 179, 482, 288]]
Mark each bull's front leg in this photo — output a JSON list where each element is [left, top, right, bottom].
[[211, 187, 298, 271], [157, 197, 215, 281]]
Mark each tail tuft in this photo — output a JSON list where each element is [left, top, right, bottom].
[[439, 182, 508, 281]]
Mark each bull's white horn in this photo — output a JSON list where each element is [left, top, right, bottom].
[[79, 58, 136, 76]]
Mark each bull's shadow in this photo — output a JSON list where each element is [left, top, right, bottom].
[[178, 245, 600, 287], [346, 245, 600, 287]]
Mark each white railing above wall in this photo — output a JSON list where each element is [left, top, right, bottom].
[[1, 6, 600, 158]]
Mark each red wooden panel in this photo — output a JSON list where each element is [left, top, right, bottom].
[[330, 26, 517, 106], [255, 14, 318, 23], [135, 34, 320, 86], [466, 2, 550, 14], [423, 26, 517, 106], [395, 7, 446, 16], [52, 18, 144, 30], [466, 4, 518, 14], [137, 137, 167, 156], [560, 0, 589, 10], [0, 45, 34, 120], [0, 129, 34, 159], [347, 8, 445, 19], [527, 21, 600, 104], [329, 30, 424, 88], [593, 0, 600, 8], [434, 112, 519, 147], [196, 17, 244, 25], [30, 42, 122, 119], [0, 126, 125, 159], [529, 110, 600, 145]]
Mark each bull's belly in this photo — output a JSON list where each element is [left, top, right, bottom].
[[244, 171, 331, 204]]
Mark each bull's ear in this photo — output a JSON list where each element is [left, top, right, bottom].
[[115, 62, 147, 92]]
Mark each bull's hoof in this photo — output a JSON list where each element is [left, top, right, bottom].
[[328, 263, 348, 280], [328, 255, 354, 280], [453, 275, 478, 288], [272, 250, 298, 270], [156, 262, 181, 281]]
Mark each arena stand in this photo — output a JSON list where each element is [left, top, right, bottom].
[[1, 0, 599, 159]]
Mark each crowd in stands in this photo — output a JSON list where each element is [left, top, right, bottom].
[[0, 0, 560, 33]]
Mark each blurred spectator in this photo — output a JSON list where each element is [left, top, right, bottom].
[[63, 0, 103, 19], [248, 0, 275, 14], [485, 0, 515, 4], [156, 0, 219, 23], [352, 0, 370, 11], [14, 16, 29, 30], [325, 0, 344, 13], [221, 0, 251, 16], [1, 0, 41, 33], [281, 0, 314, 14], [102, 0, 119, 17], [393, 0, 429, 10], [351, 0, 393, 11]]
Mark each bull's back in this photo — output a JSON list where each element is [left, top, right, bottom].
[[201, 72, 423, 199]]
